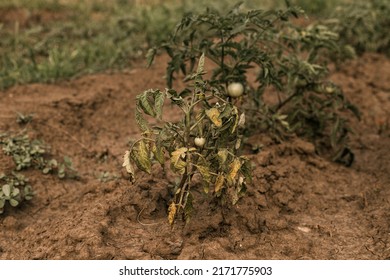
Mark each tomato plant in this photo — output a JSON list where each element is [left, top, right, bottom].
[[124, 54, 251, 225]]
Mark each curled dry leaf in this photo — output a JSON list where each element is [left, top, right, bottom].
[[228, 158, 241, 184], [122, 150, 135, 182], [170, 147, 188, 174], [214, 174, 225, 193], [168, 202, 177, 225], [206, 108, 222, 127]]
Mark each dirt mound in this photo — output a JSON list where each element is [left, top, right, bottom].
[[0, 54, 389, 259]]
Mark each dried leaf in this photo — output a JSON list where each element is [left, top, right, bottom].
[[122, 150, 135, 182], [168, 202, 177, 225], [235, 137, 242, 150], [228, 158, 241, 184], [206, 108, 222, 127], [197, 53, 205, 75], [238, 112, 245, 128], [197, 165, 211, 183], [214, 174, 225, 193], [170, 147, 188, 174]]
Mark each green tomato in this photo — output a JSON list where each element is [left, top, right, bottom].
[[227, 82, 244, 98]]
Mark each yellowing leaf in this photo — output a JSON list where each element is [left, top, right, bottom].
[[228, 158, 241, 183], [197, 165, 211, 183], [217, 149, 228, 165], [214, 174, 225, 193], [170, 147, 188, 174], [206, 108, 222, 127], [131, 140, 151, 174], [197, 53, 205, 74], [152, 143, 165, 165], [135, 108, 149, 132], [168, 202, 177, 225]]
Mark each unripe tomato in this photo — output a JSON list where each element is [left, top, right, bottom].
[[194, 137, 206, 147], [227, 82, 244, 98], [325, 86, 335, 94]]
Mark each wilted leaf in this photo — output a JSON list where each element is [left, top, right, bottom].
[[197, 53, 205, 75], [235, 137, 242, 150], [196, 165, 211, 183], [152, 143, 165, 165], [170, 147, 188, 174], [206, 108, 222, 127], [238, 113, 245, 128], [131, 140, 151, 174], [135, 108, 149, 132], [214, 174, 225, 193], [122, 150, 135, 182], [154, 90, 165, 120], [228, 158, 241, 184], [217, 149, 228, 165], [138, 91, 156, 117], [168, 202, 177, 225]]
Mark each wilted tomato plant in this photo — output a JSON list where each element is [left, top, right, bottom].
[[123, 54, 251, 225]]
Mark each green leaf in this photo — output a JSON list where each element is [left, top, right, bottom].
[[42, 167, 51, 174], [2, 184, 11, 197], [11, 187, 20, 197], [24, 185, 34, 200], [10, 198, 19, 207], [146, 48, 156, 68]]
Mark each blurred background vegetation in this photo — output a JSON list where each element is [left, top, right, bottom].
[[0, 0, 388, 89]]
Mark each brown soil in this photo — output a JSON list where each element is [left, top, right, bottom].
[[0, 53, 389, 260]]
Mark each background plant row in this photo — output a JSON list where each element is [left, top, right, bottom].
[[0, 0, 389, 90]]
